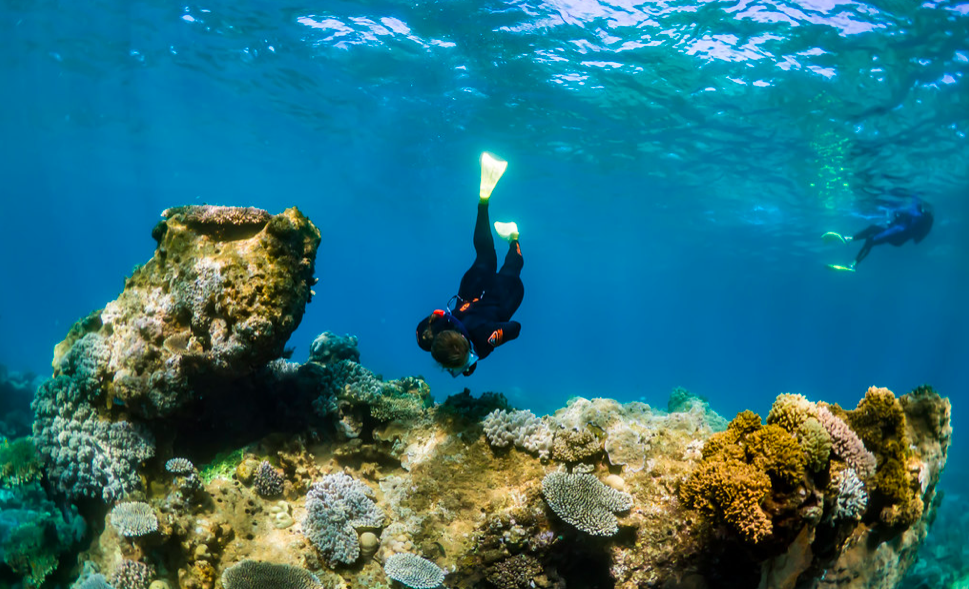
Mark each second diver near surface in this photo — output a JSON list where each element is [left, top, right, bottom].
[[823, 196, 934, 272], [416, 153, 524, 377]]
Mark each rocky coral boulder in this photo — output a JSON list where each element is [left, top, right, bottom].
[[52, 205, 320, 418]]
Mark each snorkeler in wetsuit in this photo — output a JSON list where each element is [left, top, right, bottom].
[[822, 197, 934, 272], [415, 153, 524, 377]]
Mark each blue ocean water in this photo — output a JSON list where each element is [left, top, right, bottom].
[[0, 0, 966, 549]]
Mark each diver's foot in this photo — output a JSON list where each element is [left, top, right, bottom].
[[826, 263, 856, 272], [494, 221, 519, 242], [822, 232, 849, 244]]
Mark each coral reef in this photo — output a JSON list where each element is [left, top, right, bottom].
[[14, 208, 952, 589], [0, 437, 42, 487], [0, 365, 38, 439], [30, 205, 320, 504]]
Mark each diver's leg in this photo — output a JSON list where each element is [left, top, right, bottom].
[[854, 240, 874, 265], [472, 201, 498, 271], [498, 240, 523, 278], [852, 225, 884, 241], [458, 202, 498, 300]]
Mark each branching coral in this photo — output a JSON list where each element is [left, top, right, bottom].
[[828, 468, 867, 523], [551, 428, 601, 463], [680, 459, 773, 543], [253, 461, 285, 498], [0, 437, 42, 487], [486, 554, 543, 589], [817, 405, 876, 479]]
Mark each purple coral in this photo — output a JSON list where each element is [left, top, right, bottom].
[[301, 473, 385, 565], [818, 406, 877, 478]]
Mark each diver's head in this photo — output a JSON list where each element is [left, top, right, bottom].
[[431, 329, 471, 370]]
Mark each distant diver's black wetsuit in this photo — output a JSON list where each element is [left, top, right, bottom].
[[852, 200, 934, 265], [416, 202, 524, 375]]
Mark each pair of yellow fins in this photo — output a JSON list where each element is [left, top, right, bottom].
[[821, 232, 855, 272]]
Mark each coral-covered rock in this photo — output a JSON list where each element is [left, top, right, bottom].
[[51, 205, 319, 417]]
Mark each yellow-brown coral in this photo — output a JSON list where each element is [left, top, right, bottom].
[[680, 459, 773, 543], [846, 386, 920, 528]]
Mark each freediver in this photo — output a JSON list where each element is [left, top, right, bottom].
[[822, 197, 934, 272], [415, 153, 524, 376]]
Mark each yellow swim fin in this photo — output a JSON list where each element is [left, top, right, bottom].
[[480, 152, 508, 200], [822, 231, 848, 244], [826, 263, 856, 272]]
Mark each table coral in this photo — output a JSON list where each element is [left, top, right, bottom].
[[541, 472, 633, 537]]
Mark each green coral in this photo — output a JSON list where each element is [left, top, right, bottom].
[[799, 417, 832, 472], [199, 447, 247, 484], [767, 393, 819, 434], [846, 386, 920, 528], [0, 437, 42, 487]]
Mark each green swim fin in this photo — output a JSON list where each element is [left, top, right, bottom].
[[826, 263, 856, 272], [822, 232, 849, 244]]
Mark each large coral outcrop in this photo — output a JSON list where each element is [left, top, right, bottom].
[[31, 206, 320, 503]]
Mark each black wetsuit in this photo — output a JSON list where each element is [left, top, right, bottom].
[[416, 202, 524, 372], [852, 200, 934, 265]]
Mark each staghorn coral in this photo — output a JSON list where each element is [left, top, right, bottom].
[[384, 553, 445, 589], [817, 405, 877, 479], [109, 502, 158, 538], [252, 461, 284, 498], [221, 560, 322, 589], [541, 472, 633, 536], [302, 472, 385, 565]]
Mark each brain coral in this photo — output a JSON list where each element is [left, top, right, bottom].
[[221, 560, 322, 589], [541, 472, 633, 536], [302, 473, 385, 565], [109, 502, 158, 538], [383, 553, 445, 589]]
